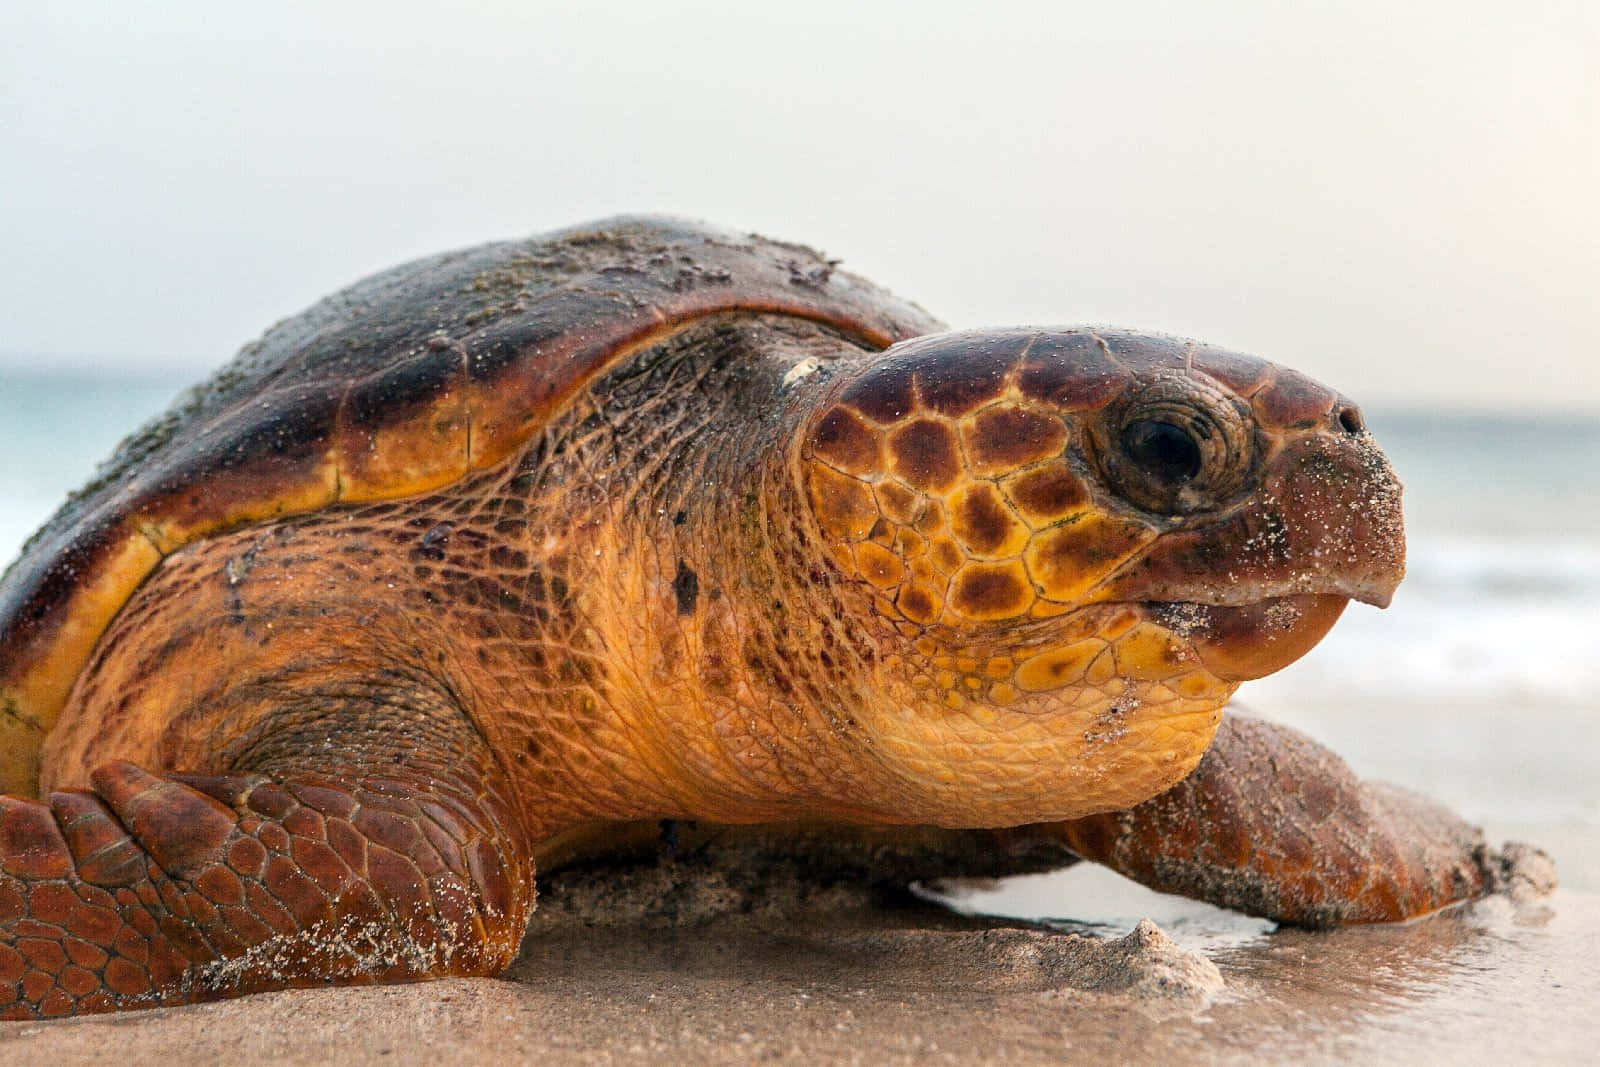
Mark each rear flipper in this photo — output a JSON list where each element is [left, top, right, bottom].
[[0, 761, 532, 1018], [1053, 714, 1555, 926]]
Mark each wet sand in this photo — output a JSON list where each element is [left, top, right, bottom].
[[0, 827, 1591, 1067]]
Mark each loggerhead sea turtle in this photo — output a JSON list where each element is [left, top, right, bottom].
[[0, 217, 1531, 1018]]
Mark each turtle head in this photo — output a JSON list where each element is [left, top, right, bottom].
[[792, 328, 1404, 824]]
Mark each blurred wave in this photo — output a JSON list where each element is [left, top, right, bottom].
[[1406, 537, 1600, 600]]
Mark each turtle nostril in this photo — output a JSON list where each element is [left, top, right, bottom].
[[1337, 406, 1365, 435]]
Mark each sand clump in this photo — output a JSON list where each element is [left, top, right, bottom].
[[528, 854, 1223, 1001]]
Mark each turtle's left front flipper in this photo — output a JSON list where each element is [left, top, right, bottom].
[[0, 755, 534, 1018], [1051, 714, 1555, 926]]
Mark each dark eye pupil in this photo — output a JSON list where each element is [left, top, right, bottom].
[[1122, 420, 1201, 482]]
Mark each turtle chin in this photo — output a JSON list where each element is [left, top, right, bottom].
[[1150, 593, 1349, 681]]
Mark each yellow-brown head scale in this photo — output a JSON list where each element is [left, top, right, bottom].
[[795, 328, 1404, 825]]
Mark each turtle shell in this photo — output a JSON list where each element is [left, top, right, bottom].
[[0, 216, 941, 796]]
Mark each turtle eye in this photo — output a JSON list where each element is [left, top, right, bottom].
[[1121, 420, 1201, 484], [1093, 375, 1253, 516]]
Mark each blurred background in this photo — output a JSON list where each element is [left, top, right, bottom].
[[1, 0, 1596, 910]]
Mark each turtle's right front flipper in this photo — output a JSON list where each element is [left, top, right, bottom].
[[1051, 714, 1554, 926], [0, 753, 533, 1018]]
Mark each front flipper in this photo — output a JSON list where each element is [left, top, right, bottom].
[[0, 759, 532, 1017], [1053, 714, 1553, 926]]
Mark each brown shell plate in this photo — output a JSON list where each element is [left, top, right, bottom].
[[0, 216, 942, 796]]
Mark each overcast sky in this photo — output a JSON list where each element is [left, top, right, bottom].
[[2, 1, 1595, 413]]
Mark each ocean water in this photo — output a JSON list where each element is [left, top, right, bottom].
[[1, 369, 1595, 878]]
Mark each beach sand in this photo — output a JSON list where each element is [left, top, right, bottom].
[[0, 822, 1591, 1067]]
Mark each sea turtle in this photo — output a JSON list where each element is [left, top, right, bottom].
[[0, 216, 1528, 1018]]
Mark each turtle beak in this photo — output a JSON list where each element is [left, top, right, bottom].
[[1269, 430, 1408, 609], [1098, 429, 1408, 610], [1345, 563, 1405, 609]]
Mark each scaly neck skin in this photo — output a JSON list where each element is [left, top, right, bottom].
[[492, 319, 902, 836], [555, 435, 883, 824]]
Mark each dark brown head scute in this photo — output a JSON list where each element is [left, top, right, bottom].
[[949, 485, 1021, 556], [809, 406, 885, 476], [838, 357, 916, 423], [1099, 331, 1192, 375], [950, 563, 1031, 620], [906, 333, 1030, 417], [853, 542, 902, 586], [1002, 464, 1090, 525], [1032, 520, 1109, 576], [962, 406, 1068, 474], [896, 586, 938, 624], [888, 420, 961, 493], [1017, 333, 1132, 411], [1253, 367, 1340, 431], [1192, 344, 1275, 397]]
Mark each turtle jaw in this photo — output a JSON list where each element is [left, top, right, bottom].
[[1144, 593, 1350, 682]]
